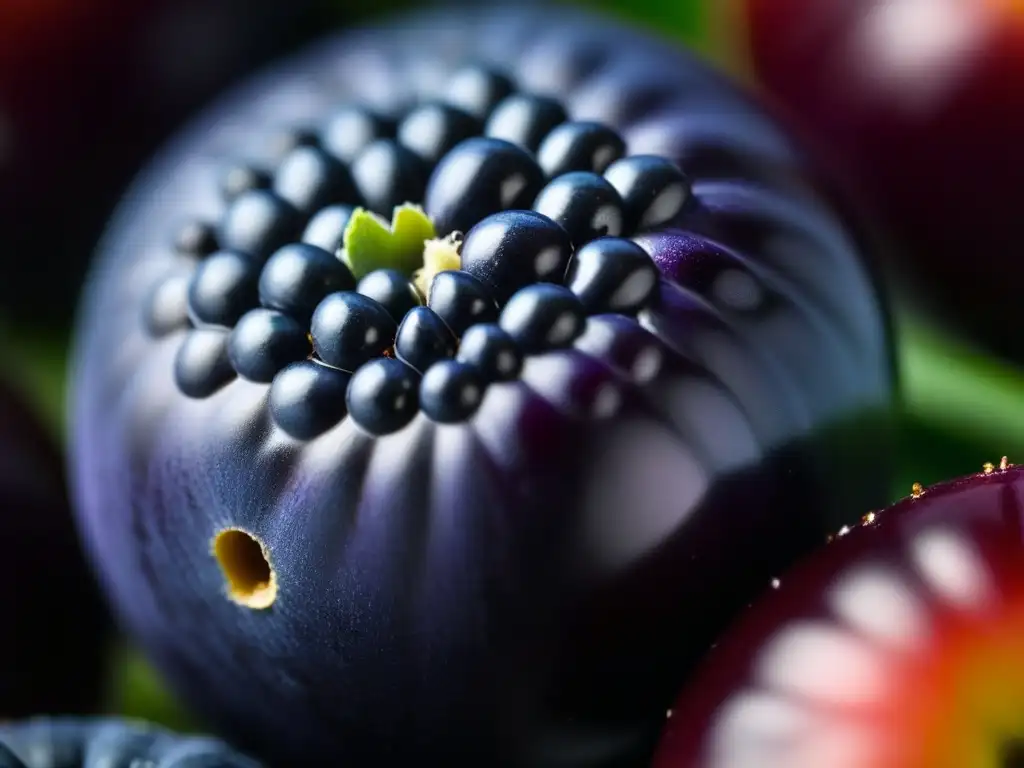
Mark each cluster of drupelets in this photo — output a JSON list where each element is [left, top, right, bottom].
[[143, 63, 692, 438]]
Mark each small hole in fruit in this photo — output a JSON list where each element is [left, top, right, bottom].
[[212, 528, 277, 609]]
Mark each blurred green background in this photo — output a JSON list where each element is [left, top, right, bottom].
[[1, 0, 1021, 735]]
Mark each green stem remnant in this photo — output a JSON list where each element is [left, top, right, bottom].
[[339, 202, 462, 301]]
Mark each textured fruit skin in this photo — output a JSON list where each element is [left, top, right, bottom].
[[69, 6, 896, 766], [653, 463, 1024, 768], [0, 717, 262, 767], [0, 378, 111, 718], [739, 0, 1024, 363]]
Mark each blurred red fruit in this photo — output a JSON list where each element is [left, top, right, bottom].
[[737, 0, 1024, 363]]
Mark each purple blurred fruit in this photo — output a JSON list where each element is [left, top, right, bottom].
[[739, 0, 1024, 362], [655, 459, 1024, 768], [69, 5, 897, 766], [0, 377, 111, 718]]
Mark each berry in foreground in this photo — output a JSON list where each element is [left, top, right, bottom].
[[655, 461, 1024, 768], [566, 237, 659, 315], [0, 718, 262, 768], [423, 136, 545, 236], [532, 171, 625, 246], [459, 209, 573, 303], [309, 291, 396, 372], [258, 242, 355, 325], [228, 309, 310, 383], [604, 154, 691, 232], [68, 6, 897, 766], [345, 357, 420, 435], [187, 251, 261, 328]]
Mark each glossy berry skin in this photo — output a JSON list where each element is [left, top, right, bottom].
[[350, 139, 427, 216], [456, 323, 523, 382], [423, 137, 545, 236], [537, 120, 626, 177], [174, 329, 237, 398], [499, 283, 587, 353], [258, 243, 355, 326], [426, 269, 500, 335], [69, 6, 896, 766], [356, 268, 422, 322], [272, 146, 360, 215], [566, 237, 659, 314], [0, 379, 111, 718], [737, 0, 1024, 364], [394, 306, 458, 373], [533, 171, 625, 246], [397, 102, 482, 165], [485, 93, 568, 152], [321, 106, 395, 163], [604, 155, 691, 232], [0, 718, 262, 768], [460, 210, 574, 303], [654, 463, 1024, 768], [228, 309, 310, 383], [420, 360, 486, 423], [187, 251, 261, 327], [218, 190, 303, 261], [442, 64, 516, 119], [309, 291, 396, 372], [301, 204, 355, 254], [345, 357, 420, 435], [269, 360, 351, 440]]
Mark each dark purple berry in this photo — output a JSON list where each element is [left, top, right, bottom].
[[174, 329, 236, 398], [228, 309, 311, 383], [459, 210, 573, 303], [310, 291, 397, 372], [217, 190, 303, 261], [604, 155, 691, 231], [423, 137, 544, 236], [258, 243, 355, 326], [175, 220, 218, 257], [566, 237, 659, 314], [485, 93, 568, 152], [455, 323, 523, 382], [345, 357, 420, 435], [573, 314, 665, 384], [187, 251, 261, 327], [397, 102, 482, 166], [442, 64, 516, 119], [221, 164, 271, 201], [143, 270, 191, 338], [537, 121, 625, 177], [321, 106, 395, 163], [269, 360, 351, 441], [394, 306, 457, 373], [272, 146, 360, 215], [426, 270, 499, 335], [356, 269, 422, 322], [301, 204, 355, 254], [350, 139, 427, 216], [419, 360, 485, 423], [533, 171, 625, 245], [499, 283, 586, 353]]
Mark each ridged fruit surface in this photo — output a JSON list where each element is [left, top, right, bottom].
[[654, 460, 1024, 768], [0, 717, 260, 767], [68, 5, 897, 766], [738, 0, 1024, 363], [0, 377, 111, 718]]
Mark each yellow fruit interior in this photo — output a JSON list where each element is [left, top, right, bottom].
[[212, 528, 277, 610]]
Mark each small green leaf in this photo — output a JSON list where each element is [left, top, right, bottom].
[[340, 204, 437, 279]]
